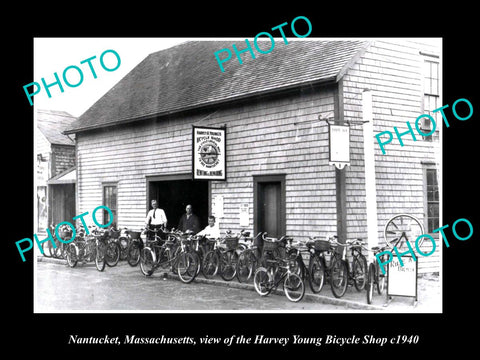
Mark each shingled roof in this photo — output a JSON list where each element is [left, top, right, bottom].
[[65, 40, 370, 134], [37, 109, 77, 145]]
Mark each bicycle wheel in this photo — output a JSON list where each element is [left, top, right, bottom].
[[202, 251, 219, 279], [353, 254, 368, 291], [236, 250, 255, 283], [54, 242, 65, 259], [105, 242, 120, 267], [253, 267, 273, 296], [140, 248, 155, 276], [118, 237, 129, 261], [127, 242, 141, 267], [220, 250, 238, 281], [177, 252, 198, 284], [330, 254, 348, 298], [284, 273, 305, 302], [95, 243, 106, 272], [193, 246, 204, 276], [366, 262, 374, 304], [42, 241, 55, 258], [287, 249, 304, 278], [308, 254, 325, 293], [384, 214, 425, 251], [375, 259, 386, 295], [66, 243, 78, 268]]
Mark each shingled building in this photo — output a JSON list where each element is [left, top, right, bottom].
[[65, 39, 441, 273]]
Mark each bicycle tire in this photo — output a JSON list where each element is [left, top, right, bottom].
[[308, 254, 325, 294], [139, 248, 155, 276], [220, 250, 238, 281], [366, 262, 375, 304], [253, 267, 272, 296], [283, 273, 305, 302], [376, 260, 386, 295], [54, 243, 65, 259], [236, 250, 255, 283], [384, 214, 425, 251], [66, 243, 78, 268], [353, 254, 368, 291], [127, 242, 141, 267], [95, 243, 106, 272], [330, 255, 348, 298], [287, 249, 305, 279], [105, 242, 120, 267], [202, 251, 219, 279], [118, 237, 129, 260], [177, 252, 198, 284]]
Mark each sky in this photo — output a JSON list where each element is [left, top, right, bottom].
[[33, 38, 187, 118]]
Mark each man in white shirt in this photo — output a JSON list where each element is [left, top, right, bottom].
[[145, 200, 167, 239], [197, 215, 220, 239]]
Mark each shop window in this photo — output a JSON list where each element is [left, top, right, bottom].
[[424, 167, 439, 233], [103, 183, 117, 228], [422, 58, 440, 142]]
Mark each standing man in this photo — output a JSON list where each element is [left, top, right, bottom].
[[178, 204, 201, 234], [145, 199, 168, 239]]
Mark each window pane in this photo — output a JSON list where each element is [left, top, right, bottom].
[[431, 62, 438, 80], [103, 185, 117, 228], [432, 79, 438, 96]]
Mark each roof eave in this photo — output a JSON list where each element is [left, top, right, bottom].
[[63, 76, 338, 135]]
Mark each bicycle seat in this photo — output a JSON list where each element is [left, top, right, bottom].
[[347, 239, 365, 246]]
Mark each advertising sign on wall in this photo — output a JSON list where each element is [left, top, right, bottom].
[[192, 126, 226, 181], [328, 124, 350, 170]]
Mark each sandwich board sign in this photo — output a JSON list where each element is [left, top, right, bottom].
[[386, 255, 418, 306]]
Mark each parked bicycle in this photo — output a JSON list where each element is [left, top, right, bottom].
[[65, 226, 105, 272], [126, 229, 144, 266], [117, 228, 131, 261], [104, 227, 121, 267], [236, 232, 264, 283], [202, 234, 235, 281], [139, 228, 198, 284], [41, 224, 70, 258], [253, 252, 305, 302], [366, 245, 388, 304], [326, 237, 368, 298]]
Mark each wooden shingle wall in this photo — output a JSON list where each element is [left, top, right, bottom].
[[76, 85, 339, 240], [342, 39, 441, 273]]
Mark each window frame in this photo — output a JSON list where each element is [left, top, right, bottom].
[[422, 165, 439, 234], [421, 55, 440, 142], [102, 182, 118, 228]]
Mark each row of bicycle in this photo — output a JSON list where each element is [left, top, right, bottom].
[[42, 224, 388, 304]]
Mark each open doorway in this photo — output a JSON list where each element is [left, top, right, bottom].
[[147, 175, 209, 230]]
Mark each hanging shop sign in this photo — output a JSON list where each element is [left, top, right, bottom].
[[328, 124, 350, 170], [192, 126, 226, 181]]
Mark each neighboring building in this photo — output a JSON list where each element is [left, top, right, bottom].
[[65, 39, 441, 273], [36, 109, 77, 231]]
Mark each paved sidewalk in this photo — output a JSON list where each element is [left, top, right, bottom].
[[36, 255, 441, 312]]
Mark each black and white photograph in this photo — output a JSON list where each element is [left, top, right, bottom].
[[33, 37, 443, 313], [7, 8, 479, 356]]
